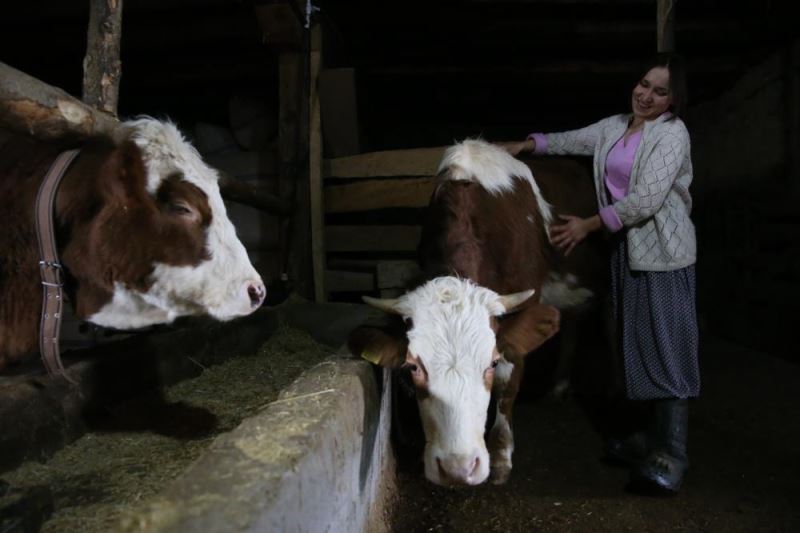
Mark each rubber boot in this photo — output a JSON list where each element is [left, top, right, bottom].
[[630, 398, 689, 494]]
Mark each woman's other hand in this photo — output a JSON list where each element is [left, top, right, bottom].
[[549, 214, 601, 256]]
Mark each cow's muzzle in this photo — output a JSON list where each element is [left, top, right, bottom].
[[436, 452, 484, 486], [246, 281, 266, 308]]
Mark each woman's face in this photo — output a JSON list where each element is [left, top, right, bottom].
[[631, 66, 672, 121]]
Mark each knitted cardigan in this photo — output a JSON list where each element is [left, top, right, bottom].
[[536, 113, 696, 271]]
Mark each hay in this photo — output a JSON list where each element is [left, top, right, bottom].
[[0, 321, 332, 532]]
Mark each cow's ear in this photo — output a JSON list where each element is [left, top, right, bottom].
[[348, 325, 408, 368], [497, 303, 560, 358]]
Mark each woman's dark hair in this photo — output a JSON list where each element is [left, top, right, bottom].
[[637, 52, 688, 118]]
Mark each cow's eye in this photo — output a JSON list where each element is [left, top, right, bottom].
[[167, 201, 201, 223], [491, 359, 500, 368], [404, 363, 418, 372], [169, 202, 192, 215]]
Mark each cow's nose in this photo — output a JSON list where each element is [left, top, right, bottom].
[[246, 281, 266, 308], [436, 454, 482, 486]]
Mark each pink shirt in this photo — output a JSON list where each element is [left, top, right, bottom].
[[527, 131, 640, 233], [597, 130, 642, 232]]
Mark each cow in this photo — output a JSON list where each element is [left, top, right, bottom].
[[348, 139, 600, 486], [0, 117, 266, 372]]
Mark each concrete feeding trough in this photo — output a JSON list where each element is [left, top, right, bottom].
[[0, 301, 395, 533]]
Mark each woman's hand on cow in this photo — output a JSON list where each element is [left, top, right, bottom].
[[496, 139, 535, 156], [549, 214, 601, 256]]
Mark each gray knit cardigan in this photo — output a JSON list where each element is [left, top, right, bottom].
[[541, 113, 696, 271]]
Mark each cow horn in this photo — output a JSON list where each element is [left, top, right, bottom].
[[496, 289, 536, 314], [362, 295, 403, 314]]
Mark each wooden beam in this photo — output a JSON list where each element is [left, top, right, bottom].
[[657, 0, 675, 53], [217, 172, 294, 216], [276, 40, 312, 297], [325, 177, 435, 213], [82, 0, 123, 116], [324, 147, 446, 178], [309, 24, 325, 302], [0, 61, 120, 141], [204, 150, 279, 181], [324, 270, 375, 293], [325, 225, 421, 253]]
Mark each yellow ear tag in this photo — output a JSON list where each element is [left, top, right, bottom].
[[361, 350, 382, 365]]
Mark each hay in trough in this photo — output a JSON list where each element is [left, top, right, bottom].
[[0, 321, 332, 532]]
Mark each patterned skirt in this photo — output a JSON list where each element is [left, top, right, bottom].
[[611, 235, 700, 400]]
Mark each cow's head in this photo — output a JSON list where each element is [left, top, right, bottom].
[[65, 118, 265, 329], [350, 276, 559, 486]]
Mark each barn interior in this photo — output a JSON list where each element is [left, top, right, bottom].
[[1, 0, 799, 531], [3, 0, 797, 354]]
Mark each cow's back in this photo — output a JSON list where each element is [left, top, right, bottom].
[[418, 177, 549, 297]]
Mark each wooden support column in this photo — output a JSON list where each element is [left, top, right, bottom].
[[83, 0, 123, 116], [309, 24, 326, 302], [657, 0, 675, 53], [277, 50, 311, 298], [256, 0, 312, 298]]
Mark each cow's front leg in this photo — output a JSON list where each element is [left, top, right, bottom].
[[488, 356, 523, 484]]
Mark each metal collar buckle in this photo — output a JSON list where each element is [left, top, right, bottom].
[[39, 260, 64, 287]]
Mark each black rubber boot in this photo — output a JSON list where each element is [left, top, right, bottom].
[[630, 398, 689, 495]]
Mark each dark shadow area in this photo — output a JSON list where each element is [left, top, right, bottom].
[[84, 395, 219, 441]]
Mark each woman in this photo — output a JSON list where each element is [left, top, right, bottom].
[[501, 52, 699, 494]]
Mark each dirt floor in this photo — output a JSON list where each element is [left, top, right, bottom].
[[392, 335, 800, 533], [0, 322, 332, 533]]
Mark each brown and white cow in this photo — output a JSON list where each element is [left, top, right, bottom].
[[349, 139, 594, 486], [0, 117, 265, 372]]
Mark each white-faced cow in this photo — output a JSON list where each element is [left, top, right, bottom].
[[0, 117, 265, 372], [349, 139, 596, 486]]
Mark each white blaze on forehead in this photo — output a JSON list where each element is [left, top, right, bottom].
[[399, 277, 502, 376], [123, 117, 220, 196], [116, 117, 261, 321], [437, 139, 553, 225]]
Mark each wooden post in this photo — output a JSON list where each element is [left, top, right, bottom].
[[309, 24, 326, 302], [786, 42, 800, 194], [657, 0, 675, 53], [83, 0, 124, 116], [254, 1, 317, 297]]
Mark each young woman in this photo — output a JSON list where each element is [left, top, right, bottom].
[[501, 52, 699, 494]]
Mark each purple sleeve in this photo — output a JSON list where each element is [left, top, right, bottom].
[[526, 133, 549, 155], [599, 205, 624, 232]]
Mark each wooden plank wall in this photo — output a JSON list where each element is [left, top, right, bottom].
[[319, 146, 444, 299]]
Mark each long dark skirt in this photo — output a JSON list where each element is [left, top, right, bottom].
[[611, 236, 700, 400]]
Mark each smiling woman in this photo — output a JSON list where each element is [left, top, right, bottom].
[[497, 52, 699, 495]]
